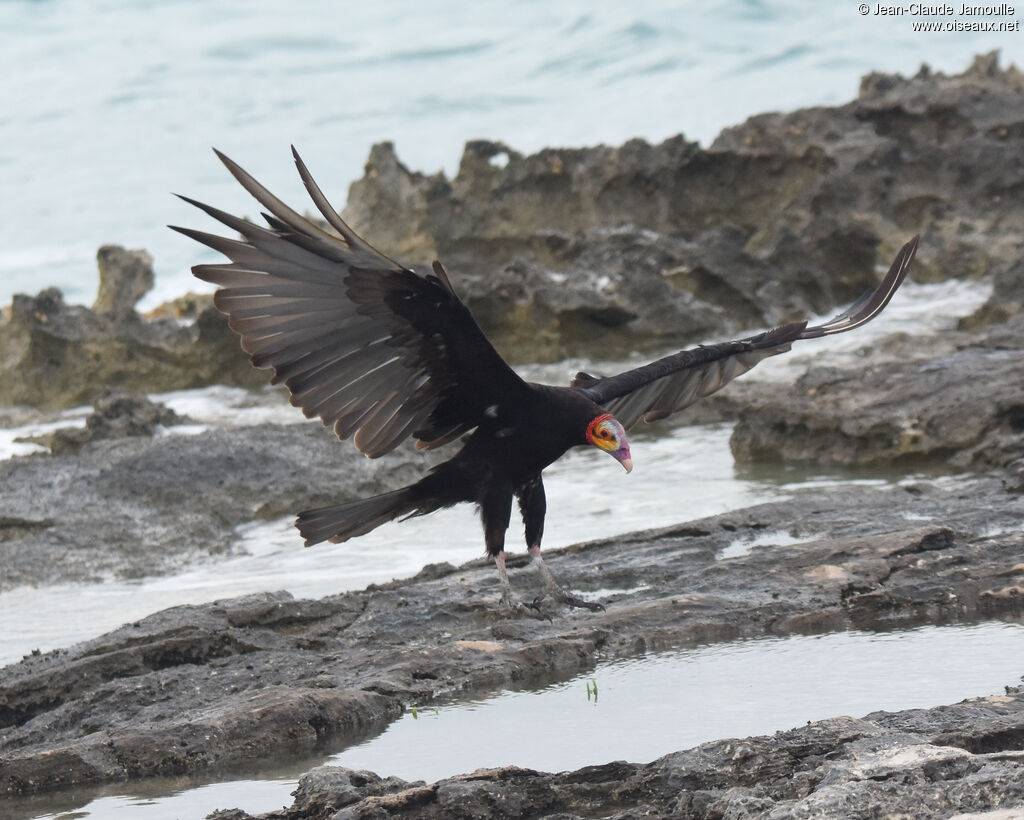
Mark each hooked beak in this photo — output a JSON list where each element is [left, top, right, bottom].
[[611, 445, 633, 474]]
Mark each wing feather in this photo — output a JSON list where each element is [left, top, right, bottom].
[[579, 236, 919, 428], [172, 148, 529, 456]]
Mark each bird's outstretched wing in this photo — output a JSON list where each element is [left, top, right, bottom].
[[572, 236, 919, 428], [171, 147, 530, 457]]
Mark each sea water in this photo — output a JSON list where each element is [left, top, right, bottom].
[[2, 0, 1020, 308]]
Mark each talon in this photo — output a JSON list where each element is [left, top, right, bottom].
[[499, 595, 549, 621], [531, 551, 606, 613]]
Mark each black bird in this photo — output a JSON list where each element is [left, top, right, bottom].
[[172, 148, 919, 613]]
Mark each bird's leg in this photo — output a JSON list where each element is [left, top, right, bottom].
[[492, 550, 546, 618], [518, 476, 603, 612], [494, 550, 515, 608], [484, 486, 544, 617], [528, 545, 605, 612]]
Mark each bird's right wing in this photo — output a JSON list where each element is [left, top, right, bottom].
[[573, 236, 919, 428], [171, 147, 531, 457]]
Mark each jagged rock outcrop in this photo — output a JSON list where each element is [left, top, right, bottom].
[[2, 55, 1021, 407], [0, 283, 263, 410], [342, 53, 1024, 359]]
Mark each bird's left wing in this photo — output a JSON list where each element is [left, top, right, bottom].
[[572, 236, 919, 428], [171, 147, 531, 457]]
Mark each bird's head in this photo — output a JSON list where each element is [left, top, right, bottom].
[[586, 413, 632, 473]]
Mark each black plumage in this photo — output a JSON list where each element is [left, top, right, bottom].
[[172, 148, 919, 612]]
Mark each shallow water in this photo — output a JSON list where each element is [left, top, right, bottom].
[[19, 620, 1024, 820], [2, 0, 1019, 308], [331, 620, 1024, 780]]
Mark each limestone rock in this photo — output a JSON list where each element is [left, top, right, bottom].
[[92, 245, 154, 318]]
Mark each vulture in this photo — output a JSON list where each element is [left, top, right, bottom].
[[172, 148, 919, 613]]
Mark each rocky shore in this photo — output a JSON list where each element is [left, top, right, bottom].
[[1, 54, 1023, 818], [3, 479, 1024, 816], [3, 54, 1023, 410]]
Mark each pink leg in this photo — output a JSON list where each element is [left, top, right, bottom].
[[493, 551, 546, 618]]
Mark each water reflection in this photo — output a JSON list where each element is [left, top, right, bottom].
[[21, 620, 1024, 820]]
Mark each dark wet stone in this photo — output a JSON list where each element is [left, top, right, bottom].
[[35, 390, 182, 455], [0, 418, 434, 590]]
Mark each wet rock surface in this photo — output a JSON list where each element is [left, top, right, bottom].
[[1, 475, 1023, 808], [40, 390, 184, 455], [0, 400, 435, 590]]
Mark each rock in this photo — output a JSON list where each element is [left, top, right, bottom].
[[344, 142, 445, 262], [962, 257, 1024, 331], [456, 226, 727, 363], [0, 417, 434, 591], [2, 476, 1023, 797], [37, 390, 182, 455], [92, 245, 154, 318], [338, 54, 1024, 360], [730, 317, 1024, 470], [0, 286, 263, 410], [286, 768, 418, 816]]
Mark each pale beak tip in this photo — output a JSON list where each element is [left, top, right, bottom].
[[621, 457, 633, 474]]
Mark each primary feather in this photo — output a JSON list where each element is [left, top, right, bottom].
[[574, 236, 918, 427], [171, 148, 529, 458]]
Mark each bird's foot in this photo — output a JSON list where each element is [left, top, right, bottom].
[[530, 547, 606, 612], [498, 589, 551, 621], [533, 587, 605, 612]]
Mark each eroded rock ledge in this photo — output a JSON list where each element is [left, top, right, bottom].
[[341, 52, 1024, 361]]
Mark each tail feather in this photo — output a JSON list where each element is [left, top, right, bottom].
[[297, 487, 420, 546]]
